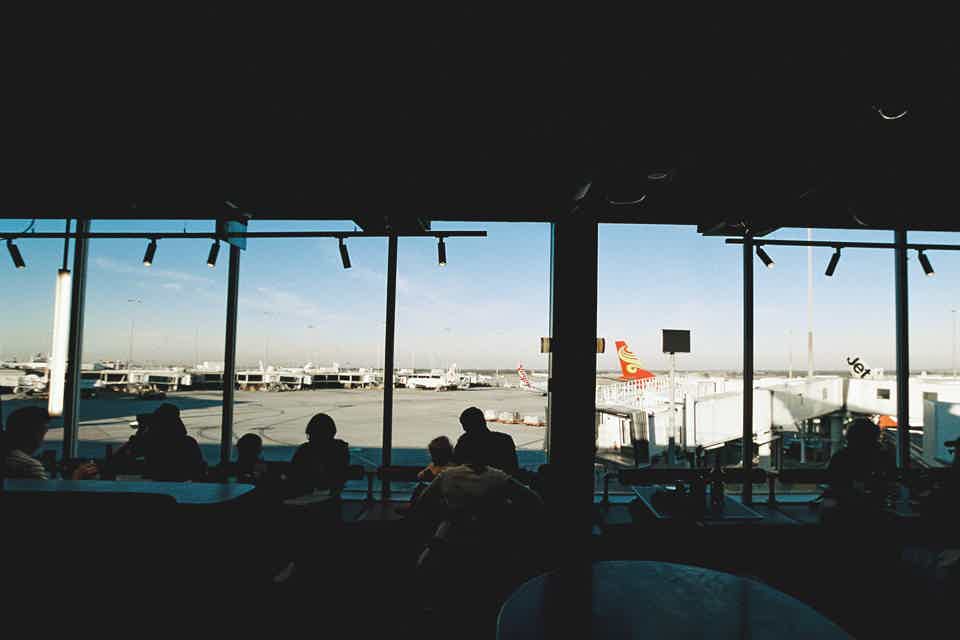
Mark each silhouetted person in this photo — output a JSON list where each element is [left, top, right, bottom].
[[396, 436, 458, 516], [235, 433, 264, 480], [411, 436, 542, 611], [413, 435, 541, 526], [454, 406, 519, 476], [823, 417, 896, 523], [143, 403, 205, 482], [2, 407, 97, 479], [418, 436, 456, 482], [290, 413, 349, 493], [214, 433, 266, 483]]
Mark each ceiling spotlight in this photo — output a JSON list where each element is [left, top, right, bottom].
[[143, 239, 157, 267], [825, 247, 841, 277], [607, 193, 647, 206], [572, 180, 593, 202], [918, 250, 935, 276], [647, 169, 676, 182], [437, 236, 447, 266], [755, 246, 775, 268], [206, 240, 220, 268], [873, 104, 908, 120], [339, 237, 351, 269], [6, 239, 25, 269]]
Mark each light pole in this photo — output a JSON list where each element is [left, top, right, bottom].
[[127, 298, 142, 367], [953, 309, 957, 378], [306, 325, 318, 367], [788, 328, 793, 379], [807, 228, 814, 378], [262, 311, 277, 366]]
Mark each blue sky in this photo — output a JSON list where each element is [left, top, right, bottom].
[[0, 219, 957, 371]]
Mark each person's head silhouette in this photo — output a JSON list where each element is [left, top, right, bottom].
[[845, 418, 880, 452], [428, 436, 454, 467], [237, 433, 263, 464], [306, 413, 337, 442], [3, 407, 50, 454], [152, 403, 186, 441], [459, 407, 487, 434], [154, 402, 180, 421]]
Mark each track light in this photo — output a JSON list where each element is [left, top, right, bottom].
[[873, 104, 908, 120], [6, 239, 25, 269], [825, 248, 841, 277], [437, 236, 446, 266], [918, 250, 935, 276], [647, 169, 676, 182], [755, 246, 775, 268], [206, 240, 220, 268], [143, 239, 157, 266], [339, 237, 351, 269]]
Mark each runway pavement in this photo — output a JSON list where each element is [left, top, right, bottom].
[[3, 386, 550, 468]]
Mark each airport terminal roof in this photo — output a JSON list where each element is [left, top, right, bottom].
[[1, 7, 957, 234]]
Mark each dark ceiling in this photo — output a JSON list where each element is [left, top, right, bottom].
[[1, 7, 957, 234]]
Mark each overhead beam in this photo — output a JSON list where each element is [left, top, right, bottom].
[[0, 231, 486, 240], [726, 238, 960, 251]]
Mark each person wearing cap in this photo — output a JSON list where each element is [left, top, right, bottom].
[[453, 406, 519, 476], [289, 413, 350, 494], [1, 406, 97, 480]]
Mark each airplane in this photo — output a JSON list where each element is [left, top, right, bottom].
[[517, 364, 548, 395], [614, 341, 656, 381]]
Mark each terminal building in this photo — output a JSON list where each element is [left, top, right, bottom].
[[1, 7, 958, 637]]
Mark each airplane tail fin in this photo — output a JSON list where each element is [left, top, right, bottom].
[[517, 364, 532, 388], [615, 341, 655, 380]]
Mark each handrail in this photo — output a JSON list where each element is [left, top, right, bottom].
[[603, 466, 768, 505]]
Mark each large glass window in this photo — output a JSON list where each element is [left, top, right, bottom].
[[0, 219, 70, 472], [391, 222, 550, 489], [79, 220, 228, 466], [596, 225, 742, 495], [907, 231, 960, 468], [234, 220, 386, 490], [751, 228, 896, 498], [754, 228, 895, 467]]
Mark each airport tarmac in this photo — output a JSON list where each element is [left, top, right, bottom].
[[2, 386, 551, 469]]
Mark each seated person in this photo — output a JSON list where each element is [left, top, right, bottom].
[[822, 417, 897, 521], [453, 406, 519, 476], [212, 433, 266, 483], [234, 433, 266, 482], [418, 436, 456, 482], [409, 438, 542, 603], [2, 407, 97, 480], [410, 437, 542, 530], [395, 436, 457, 516], [142, 403, 205, 482], [289, 413, 349, 494]]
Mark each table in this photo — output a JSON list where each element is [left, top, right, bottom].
[[497, 561, 850, 639], [2, 478, 255, 505]]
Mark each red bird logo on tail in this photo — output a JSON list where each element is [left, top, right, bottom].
[[615, 341, 655, 380]]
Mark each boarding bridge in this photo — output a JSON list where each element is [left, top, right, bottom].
[[597, 373, 960, 467]]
